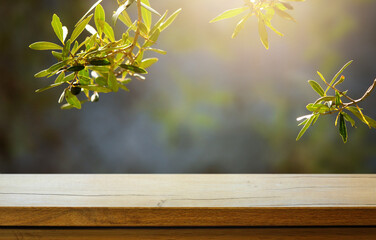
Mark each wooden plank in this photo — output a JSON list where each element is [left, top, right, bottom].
[[0, 175, 375, 226], [1, 227, 376, 240], [1, 207, 376, 227], [1, 175, 375, 207]]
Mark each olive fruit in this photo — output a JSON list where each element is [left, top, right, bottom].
[[70, 82, 81, 95], [67, 65, 85, 72], [89, 59, 110, 66]]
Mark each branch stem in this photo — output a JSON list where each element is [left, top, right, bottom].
[[129, 0, 142, 65], [315, 78, 376, 117], [114, 0, 142, 77]]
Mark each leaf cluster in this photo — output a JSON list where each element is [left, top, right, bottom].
[[210, 0, 305, 49], [30, 0, 181, 109], [296, 60, 376, 143]]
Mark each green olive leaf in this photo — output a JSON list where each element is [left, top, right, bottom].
[[143, 28, 160, 48], [339, 113, 348, 143], [145, 47, 167, 55], [112, 0, 135, 26], [52, 51, 63, 61], [94, 4, 105, 36], [347, 106, 376, 129], [29, 41, 63, 51], [34, 69, 50, 78], [47, 60, 68, 74], [78, 75, 92, 85], [76, 0, 102, 26], [141, 1, 161, 16], [274, 8, 296, 22], [141, 0, 152, 30], [308, 80, 325, 97], [107, 71, 119, 92], [80, 85, 112, 93], [63, 73, 75, 82], [140, 58, 158, 69], [35, 82, 64, 93], [71, 14, 93, 43], [335, 91, 341, 106], [51, 14, 64, 44], [342, 112, 355, 127], [65, 90, 82, 109], [95, 76, 107, 86], [209, 7, 248, 23], [120, 64, 148, 74], [313, 96, 335, 104], [159, 8, 182, 31], [54, 72, 66, 83], [306, 103, 330, 113], [258, 18, 268, 49], [324, 60, 353, 95], [103, 22, 115, 42], [296, 114, 317, 141], [62, 39, 71, 59], [232, 14, 249, 39]]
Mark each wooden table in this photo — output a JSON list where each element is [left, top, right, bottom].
[[0, 174, 375, 239]]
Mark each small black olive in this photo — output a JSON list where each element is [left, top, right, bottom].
[[67, 65, 85, 72], [70, 82, 81, 95]]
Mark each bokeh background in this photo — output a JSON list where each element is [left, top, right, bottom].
[[1, 0, 375, 173]]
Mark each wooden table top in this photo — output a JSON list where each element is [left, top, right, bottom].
[[0, 174, 375, 226]]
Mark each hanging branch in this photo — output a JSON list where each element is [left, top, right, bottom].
[[297, 60, 376, 143], [30, 0, 181, 109], [210, 0, 305, 49]]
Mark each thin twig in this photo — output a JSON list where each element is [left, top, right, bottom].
[[323, 80, 356, 103], [318, 78, 376, 127], [356, 79, 376, 103], [128, 0, 142, 65], [114, 0, 142, 78], [313, 78, 376, 117], [341, 79, 376, 106]]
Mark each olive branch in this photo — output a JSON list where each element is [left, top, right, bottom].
[[210, 0, 305, 49], [30, 0, 181, 109], [296, 60, 376, 143]]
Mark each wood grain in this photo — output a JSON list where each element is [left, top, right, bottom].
[[1, 227, 376, 240], [1, 207, 376, 227], [0, 175, 375, 226]]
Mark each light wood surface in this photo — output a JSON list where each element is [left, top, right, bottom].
[[1, 175, 375, 207], [1, 227, 376, 240], [0, 175, 375, 226]]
